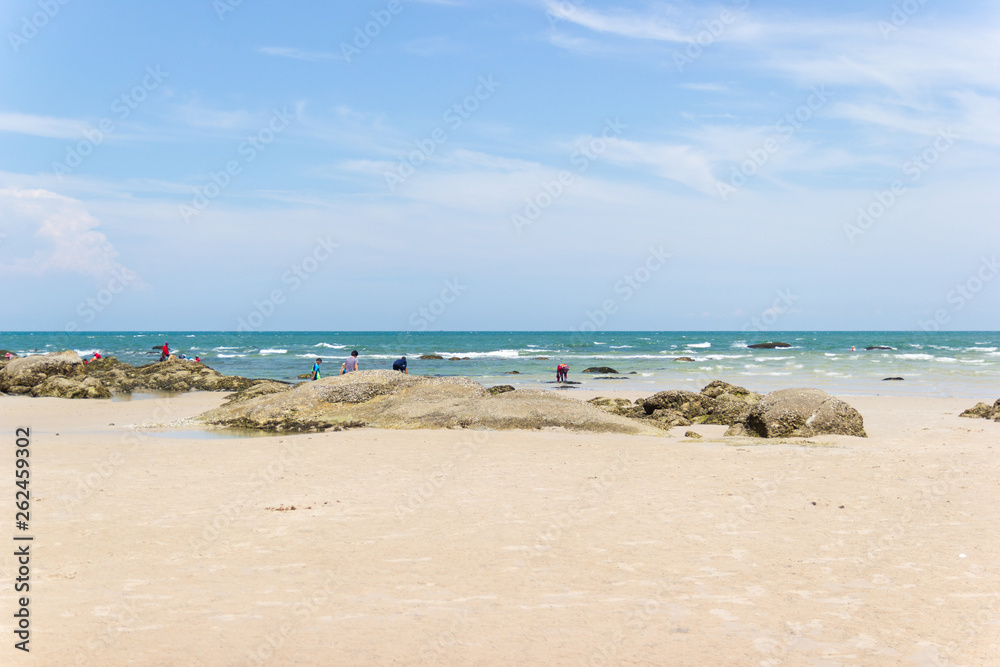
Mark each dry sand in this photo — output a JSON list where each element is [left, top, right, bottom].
[[1, 390, 999, 666]]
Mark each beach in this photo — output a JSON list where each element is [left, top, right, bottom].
[[3, 390, 998, 665]]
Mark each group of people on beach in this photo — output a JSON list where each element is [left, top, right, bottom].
[[158, 343, 199, 363], [311, 350, 402, 380]]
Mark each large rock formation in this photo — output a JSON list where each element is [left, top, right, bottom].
[[0, 351, 86, 395], [200, 370, 662, 435], [960, 399, 1000, 422], [725, 388, 866, 438], [31, 376, 112, 399], [587, 380, 764, 431], [85, 357, 264, 393]]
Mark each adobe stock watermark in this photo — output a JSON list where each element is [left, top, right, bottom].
[[8, 0, 71, 53], [717, 85, 829, 201], [236, 236, 339, 331], [213, 0, 244, 21], [919, 255, 999, 331], [571, 245, 670, 333], [878, 0, 930, 39], [52, 66, 169, 181], [672, 0, 750, 73], [408, 278, 467, 330], [512, 117, 627, 234], [843, 127, 958, 243], [384, 75, 501, 192], [340, 0, 408, 62], [180, 106, 296, 223], [742, 289, 798, 332], [64, 266, 140, 332]]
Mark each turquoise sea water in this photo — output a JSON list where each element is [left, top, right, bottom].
[[1, 331, 998, 398]]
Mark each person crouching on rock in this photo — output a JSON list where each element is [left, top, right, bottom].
[[159, 342, 169, 362], [392, 356, 408, 374], [556, 363, 569, 382], [312, 358, 322, 381]]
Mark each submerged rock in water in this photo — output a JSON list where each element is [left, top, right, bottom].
[[200, 370, 662, 435], [583, 367, 619, 374], [419, 354, 444, 360], [725, 388, 867, 438], [747, 342, 792, 349], [866, 346, 895, 350]]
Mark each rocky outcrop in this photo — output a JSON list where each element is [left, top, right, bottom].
[[583, 367, 619, 374], [866, 346, 894, 350], [725, 388, 867, 438], [641, 390, 716, 419], [419, 354, 443, 360], [0, 351, 86, 395], [223, 380, 293, 405], [587, 380, 764, 431], [960, 399, 1000, 422], [487, 385, 515, 395], [882, 377, 904, 381], [31, 376, 111, 399], [748, 342, 791, 349], [86, 357, 260, 394], [698, 380, 763, 426], [674, 357, 695, 362], [200, 370, 661, 435]]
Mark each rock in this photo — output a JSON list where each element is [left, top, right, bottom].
[[448, 357, 462, 361], [297, 373, 312, 379], [487, 385, 515, 395], [866, 346, 895, 350], [200, 370, 663, 435], [725, 388, 867, 438], [86, 357, 260, 394], [505, 371, 520, 375], [882, 377, 904, 381], [595, 376, 628, 380], [534, 357, 549, 360], [674, 357, 695, 362], [960, 399, 1000, 421], [641, 390, 716, 419], [583, 367, 619, 374], [0, 351, 85, 394], [700, 380, 753, 399], [30, 376, 111, 399], [587, 397, 633, 409], [649, 409, 692, 427], [684, 431, 703, 439], [698, 380, 763, 426], [224, 380, 292, 404], [747, 342, 791, 349], [419, 354, 443, 360]]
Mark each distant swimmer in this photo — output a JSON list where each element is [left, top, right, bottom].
[[392, 356, 408, 374], [556, 363, 569, 382], [344, 350, 360, 373], [311, 358, 322, 381], [851, 346, 855, 352]]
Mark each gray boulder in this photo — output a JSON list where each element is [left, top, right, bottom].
[[0, 351, 85, 394], [641, 390, 716, 419], [725, 388, 867, 438], [30, 376, 111, 399]]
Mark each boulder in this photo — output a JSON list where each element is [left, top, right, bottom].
[[200, 370, 662, 435], [882, 377, 904, 381], [674, 357, 695, 362], [86, 357, 261, 394], [641, 390, 716, 419], [419, 354, 443, 360], [866, 346, 894, 350], [700, 380, 753, 399], [487, 385, 515, 395], [587, 397, 633, 409], [649, 409, 692, 427], [297, 373, 312, 379], [534, 357, 549, 360], [0, 351, 85, 394], [684, 431, 703, 439], [224, 380, 292, 405], [30, 376, 111, 399], [747, 342, 791, 349], [725, 388, 867, 438], [960, 399, 1000, 422], [595, 376, 628, 380], [698, 380, 763, 426], [583, 367, 619, 374]]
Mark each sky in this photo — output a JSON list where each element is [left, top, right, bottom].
[[0, 0, 998, 332]]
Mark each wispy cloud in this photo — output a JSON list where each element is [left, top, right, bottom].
[[0, 112, 90, 139], [258, 46, 341, 62]]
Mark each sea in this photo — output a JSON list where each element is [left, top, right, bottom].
[[1, 331, 998, 398]]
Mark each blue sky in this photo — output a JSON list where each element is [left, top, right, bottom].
[[1, 0, 998, 331]]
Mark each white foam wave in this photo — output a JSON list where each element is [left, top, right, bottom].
[[610, 345, 632, 349], [314, 343, 346, 349], [259, 349, 288, 355], [436, 349, 521, 359], [217, 354, 247, 358], [897, 353, 935, 361], [687, 342, 711, 348]]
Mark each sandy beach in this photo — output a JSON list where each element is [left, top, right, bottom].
[[2, 390, 999, 666]]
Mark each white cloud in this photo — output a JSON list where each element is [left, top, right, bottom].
[[0, 112, 90, 139], [0, 189, 139, 281], [258, 46, 341, 62], [601, 139, 721, 196]]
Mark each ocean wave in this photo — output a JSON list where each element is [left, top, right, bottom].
[[756, 356, 793, 361], [217, 354, 247, 358], [259, 349, 288, 355], [610, 345, 632, 349], [74, 349, 99, 356], [314, 343, 347, 349], [687, 342, 711, 348], [213, 346, 240, 351], [935, 357, 958, 363], [897, 353, 935, 361], [703, 354, 751, 360], [436, 350, 521, 359], [967, 347, 997, 352]]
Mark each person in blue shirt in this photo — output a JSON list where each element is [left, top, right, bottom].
[[311, 358, 322, 380], [392, 356, 408, 374]]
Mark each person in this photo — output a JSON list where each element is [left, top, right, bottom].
[[340, 362, 347, 375], [159, 342, 170, 362], [195, 357, 201, 363], [344, 350, 360, 373], [311, 358, 322, 381], [392, 356, 408, 374], [556, 363, 569, 382], [4, 352, 11, 360], [92, 352, 101, 361]]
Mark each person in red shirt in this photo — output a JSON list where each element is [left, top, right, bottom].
[[160, 343, 169, 362], [556, 363, 569, 382]]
